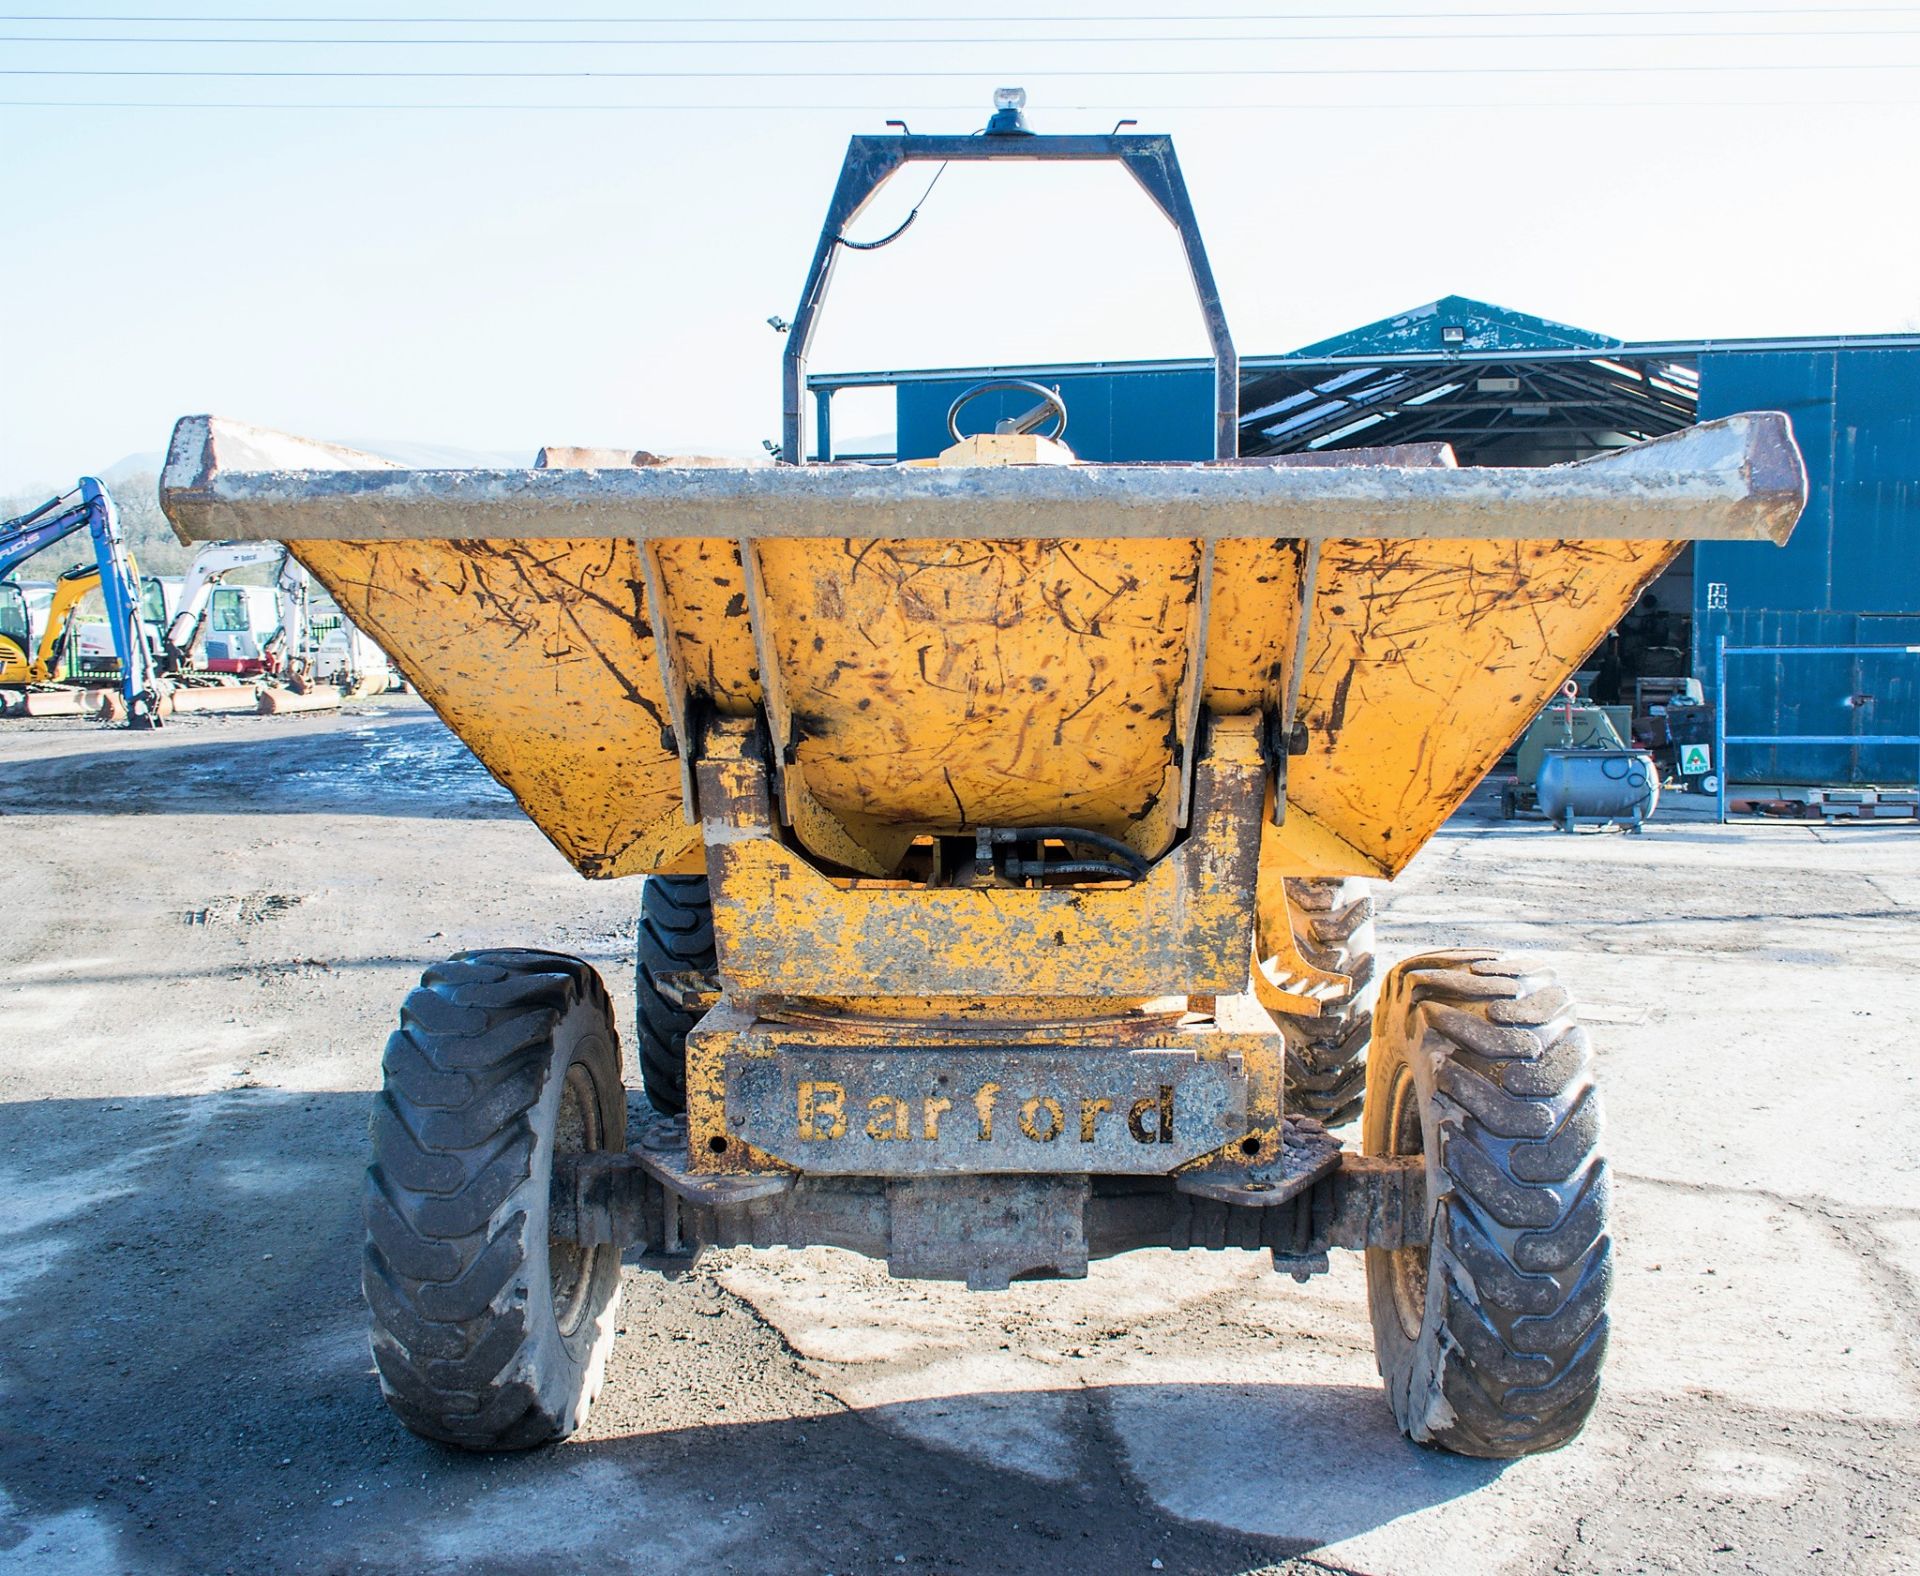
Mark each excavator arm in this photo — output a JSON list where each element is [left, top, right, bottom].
[[163, 539, 299, 666], [159, 538, 357, 690], [32, 566, 103, 681], [0, 479, 165, 724]]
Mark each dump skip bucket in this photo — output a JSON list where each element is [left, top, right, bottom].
[[161, 410, 1804, 882]]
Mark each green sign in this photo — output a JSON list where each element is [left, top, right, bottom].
[[1679, 743, 1712, 776]]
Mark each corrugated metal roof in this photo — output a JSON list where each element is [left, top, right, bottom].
[[1284, 294, 1618, 359], [810, 294, 1918, 469]]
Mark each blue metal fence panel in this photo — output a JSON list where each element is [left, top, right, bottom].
[[1715, 640, 1920, 818], [895, 368, 1213, 463], [1831, 351, 1920, 613], [1712, 618, 1920, 787], [1694, 347, 1920, 785]]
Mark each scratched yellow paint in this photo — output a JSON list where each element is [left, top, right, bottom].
[[293, 518, 1677, 893], [651, 537, 762, 717], [697, 711, 1264, 999], [1203, 538, 1304, 717], [1267, 536, 1681, 879], [288, 537, 699, 878], [753, 535, 1195, 860], [283, 444, 1740, 1189]]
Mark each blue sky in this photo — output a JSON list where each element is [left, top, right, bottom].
[[3, 2, 1918, 494]]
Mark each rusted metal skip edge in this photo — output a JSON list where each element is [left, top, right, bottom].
[[634, 540, 699, 824], [160, 413, 1806, 545], [1174, 538, 1215, 829]]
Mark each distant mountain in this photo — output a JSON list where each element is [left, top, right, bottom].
[[103, 438, 531, 481], [333, 438, 537, 469], [101, 452, 166, 485], [103, 435, 758, 479]]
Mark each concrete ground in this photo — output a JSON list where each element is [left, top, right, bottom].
[[1, 697, 1916, 1576]]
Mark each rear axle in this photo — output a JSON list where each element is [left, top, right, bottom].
[[550, 1109, 1427, 1291]]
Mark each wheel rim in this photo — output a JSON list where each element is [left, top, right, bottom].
[[1383, 1060, 1430, 1342], [549, 1060, 603, 1339]]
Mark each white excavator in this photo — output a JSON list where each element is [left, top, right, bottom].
[[160, 539, 306, 677], [162, 540, 391, 693]]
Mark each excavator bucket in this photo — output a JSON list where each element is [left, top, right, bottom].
[[161, 408, 1803, 884]]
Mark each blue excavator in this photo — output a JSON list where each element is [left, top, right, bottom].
[[0, 477, 166, 725]]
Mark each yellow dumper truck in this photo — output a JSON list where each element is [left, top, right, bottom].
[[161, 106, 1803, 1460]]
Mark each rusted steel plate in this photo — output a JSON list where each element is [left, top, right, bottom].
[[550, 1124, 1426, 1285], [721, 1047, 1248, 1175], [888, 1176, 1088, 1289], [162, 412, 1805, 545], [699, 714, 1265, 998]]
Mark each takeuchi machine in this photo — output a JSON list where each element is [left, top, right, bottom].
[[161, 93, 1805, 1462]]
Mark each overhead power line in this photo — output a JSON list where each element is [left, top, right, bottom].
[[9, 25, 1920, 43], [6, 5, 1920, 20], [9, 61, 1918, 77], [4, 97, 1911, 110]]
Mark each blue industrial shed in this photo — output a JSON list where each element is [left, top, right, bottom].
[[810, 298, 1920, 799]]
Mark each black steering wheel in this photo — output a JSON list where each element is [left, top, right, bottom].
[[945, 378, 1069, 445]]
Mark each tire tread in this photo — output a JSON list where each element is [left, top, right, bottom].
[[1272, 876, 1377, 1126], [635, 874, 715, 1116], [1366, 951, 1611, 1459], [363, 950, 620, 1450]]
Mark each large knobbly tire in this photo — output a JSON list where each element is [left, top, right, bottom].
[[1364, 951, 1610, 1458], [1278, 876, 1377, 1127], [635, 874, 715, 1116], [364, 949, 626, 1450]]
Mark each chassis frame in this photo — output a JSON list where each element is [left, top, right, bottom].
[[548, 706, 1424, 1289], [553, 1112, 1425, 1291]]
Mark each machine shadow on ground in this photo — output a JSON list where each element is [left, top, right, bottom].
[[0, 1088, 1510, 1575]]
